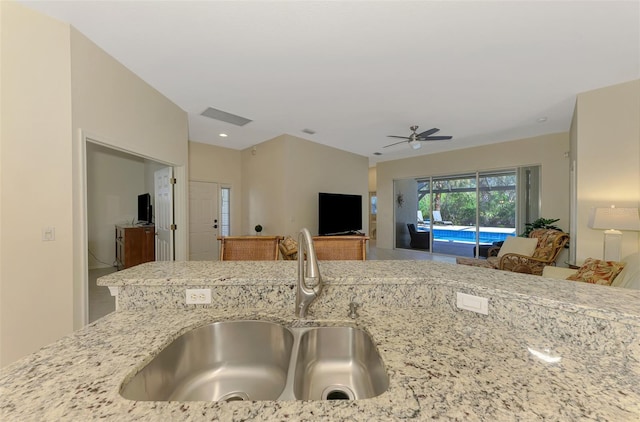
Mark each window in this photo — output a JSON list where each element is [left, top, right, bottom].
[[220, 187, 231, 236], [369, 192, 377, 240]]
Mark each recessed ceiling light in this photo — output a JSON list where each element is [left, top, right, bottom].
[[219, 133, 228, 137], [536, 117, 548, 123], [373, 152, 382, 156], [302, 128, 316, 135]]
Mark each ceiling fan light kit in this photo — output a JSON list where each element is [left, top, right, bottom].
[[384, 125, 452, 150]]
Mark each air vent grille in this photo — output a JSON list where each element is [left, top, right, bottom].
[[201, 107, 252, 126]]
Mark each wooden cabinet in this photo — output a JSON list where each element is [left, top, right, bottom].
[[115, 225, 155, 270]]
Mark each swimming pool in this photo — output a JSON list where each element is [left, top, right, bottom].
[[430, 228, 515, 244]]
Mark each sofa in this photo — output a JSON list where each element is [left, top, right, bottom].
[[542, 252, 640, 289]]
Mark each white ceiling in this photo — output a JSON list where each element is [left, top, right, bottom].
[[20, 1, 640, 165]]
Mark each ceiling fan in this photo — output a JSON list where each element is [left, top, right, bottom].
[[384, 125, 452, 150]]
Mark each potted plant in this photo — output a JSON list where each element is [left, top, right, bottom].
[[520, 218, 561, 238], [254, 224, 263, 235]]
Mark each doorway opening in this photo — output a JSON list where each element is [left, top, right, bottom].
[[83, 139, 177, 323]]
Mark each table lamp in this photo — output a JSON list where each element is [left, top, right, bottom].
[[587, 206, 640, 261]]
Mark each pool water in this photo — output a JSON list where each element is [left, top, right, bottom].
[[432, 228, 515, 244]]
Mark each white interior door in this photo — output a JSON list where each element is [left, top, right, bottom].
[[155, 167, 174, 261], [189, 181, 219, 260]]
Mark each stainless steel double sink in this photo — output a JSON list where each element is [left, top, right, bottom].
[[120, 320, 389, 402]]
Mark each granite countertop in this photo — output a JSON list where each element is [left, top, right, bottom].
[[98, 260, 640, 320], [1, 260, 639, 421]]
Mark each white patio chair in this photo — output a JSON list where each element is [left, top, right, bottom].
[[433, 210, 453, 225]]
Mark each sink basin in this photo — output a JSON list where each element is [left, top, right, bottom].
[[121, 321, 388, 402], [120, 320, 294, 401], [292, 327, 389, 400]]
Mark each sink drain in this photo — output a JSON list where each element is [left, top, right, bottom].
[[321, 385, 355, 400], [219, 391, 250, 402]]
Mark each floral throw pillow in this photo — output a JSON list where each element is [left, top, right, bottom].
[[566, 258, 626, 285], [279, 236, 298, 259]]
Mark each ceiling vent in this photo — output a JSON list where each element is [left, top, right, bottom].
[[200, 107, 252, 126]]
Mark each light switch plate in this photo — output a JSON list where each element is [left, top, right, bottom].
[[42, 227, 55, 241], [456, 292, 489, 315], [186, 288, 212, 304]]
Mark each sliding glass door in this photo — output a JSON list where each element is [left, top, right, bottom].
[[395, 167, 533, 257]]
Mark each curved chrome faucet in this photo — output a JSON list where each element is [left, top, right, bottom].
[[296, 228, 323, 318]]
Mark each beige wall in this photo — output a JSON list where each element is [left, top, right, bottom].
[[573, 79, 640, 262], [368, 167, 377, 192], [376, 133, 571, 249], [241, 135, 369, 237], [284, 135, 369, 237], [188, 141, 243, 236], [1, 2, 74, 367], [70, 28, 188, 162], [0, 3, 189, 367], [240, 138, 287, 236]]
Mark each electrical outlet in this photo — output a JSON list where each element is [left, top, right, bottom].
[[456, 292, 489, 315], [186, 288, 211, 304]]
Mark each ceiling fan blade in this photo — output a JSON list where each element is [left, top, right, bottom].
[[417, 128, 439, 138], [386, 135, 411, 139], [383, 140, 410, 148], [419, 136, 453, 141]]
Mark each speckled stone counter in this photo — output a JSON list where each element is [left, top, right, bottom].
[[1, 260, 639, 421]]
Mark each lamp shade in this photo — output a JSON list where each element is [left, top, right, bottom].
[[588, 207, 640, 231]]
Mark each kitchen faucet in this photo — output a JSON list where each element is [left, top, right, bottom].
[[296, 228, 323, 318]]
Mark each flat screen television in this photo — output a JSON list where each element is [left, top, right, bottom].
[[318, 192, 362, 235], [137, 193, 152, 224]]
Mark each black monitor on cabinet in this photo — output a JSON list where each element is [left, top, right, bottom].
[[137, 193, 152, 224]]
